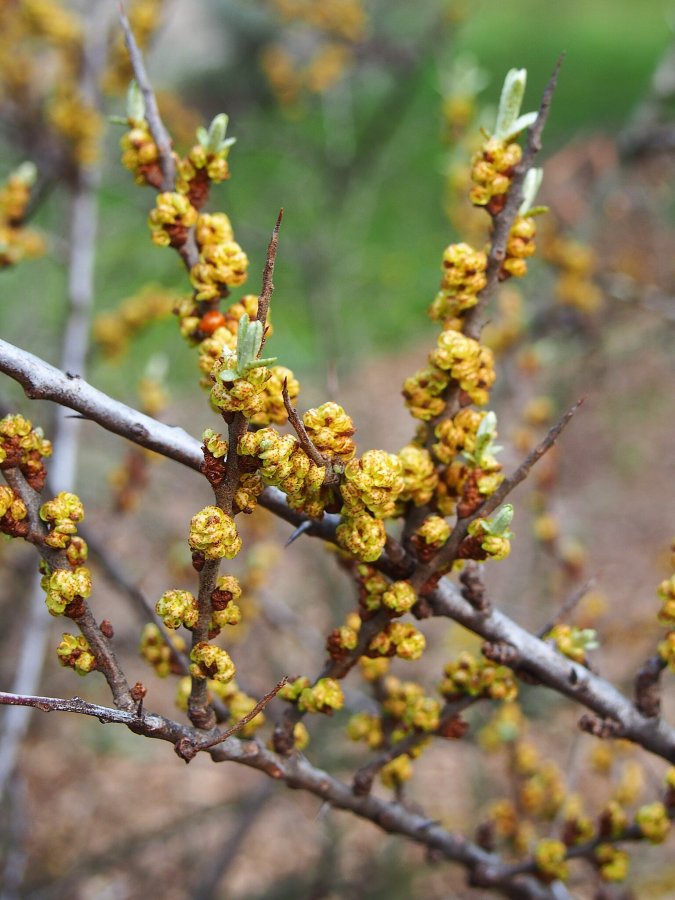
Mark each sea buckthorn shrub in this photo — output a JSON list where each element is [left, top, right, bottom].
[[0, 4, 674, 899]]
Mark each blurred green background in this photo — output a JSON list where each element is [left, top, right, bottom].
[[1, 0, 674, 403]]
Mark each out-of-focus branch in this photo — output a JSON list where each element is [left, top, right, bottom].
[[0, 6, 106, 806], [0, 690, 565, 899]]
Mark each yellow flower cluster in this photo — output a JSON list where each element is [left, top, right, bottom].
[[0, 485, 28, 538], [248, 366, 300, 426], [470, 138, 522, 214], [280, 676, 344, 714], [103, 0, 165, 94], [39, 492, 84, 550], [49, 84, 102, 166], [209, 574, 243, 636], [396, 444, 438, 507], [502, 214, 537, 279], [190, 211, 248, 300], [429, 329, 496, 406], [148, 191, 198, 249], [0, 163, 44, 269], [545, 624, 598, 664], [210, 362, 273, 419], [336, 450, 404, 562], [341, 450, 404, 519], [174, 675, 265, 736], [432, 408, 485, 465], [119, 118, 163, 188], [0, 415, 52, 493], [189, 641, 236, 684], [381, 677, 441, 735], [635, 801, 671, 844], [261, 0, 367, 106], [56, 633, 96, 676], [238, 427, 327, 518], [464, 515, 512, 561], [41, 566, 92, 617], [93, 286, 176, 358], [139, 622, 185, 678], [402, 365, 451, 422], [368, 621, 426, 661], [541, 228, 603, 314], [657, 574, 675, 625], [534, 838, 568, 882], [155, 589, 199, 630], [380, 754, 413, 789], [595, 844, 629, 882], [439, 651, 518, 702], [302, 402, 356, 462], [429, 242, 488, 322], [188, 506, 242, 561]]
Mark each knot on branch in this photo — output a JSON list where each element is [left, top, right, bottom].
[[634, 654, 665, 718], [578, 713, 623, 739], [481, 640, 518, 666], [460, 562, 490, 612], [174, 737, 199, 763]]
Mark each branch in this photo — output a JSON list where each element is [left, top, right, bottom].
[[464, 55, 565, 341], [256, 209, 283, 341], [0, 690, 561, 899], [119, 5, 175, 191], [429, 579, 675, 764]]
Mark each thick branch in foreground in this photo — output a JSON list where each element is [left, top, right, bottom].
[[0, 691, 562, 900]]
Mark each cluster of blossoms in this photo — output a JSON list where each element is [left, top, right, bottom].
[[540, 225, 603, 314], [174, 675, 266, 737], [0, 414, 52, 491], [56, 633, 96, 676], [93, 286, 176, 357], [189, 641, 236, 685], [347, 678, 441, 787], [0, 163, 44, 268], [238, 426, 327, 518], [439, 651, 518, 702], [279, 676, 344, 714], [656, 568, 675, 671], [139, 623, 185, 678], [188, 506, 242, 563], [260, 0, 368, 106], [545, 623, 599, 664], [336, 449, 404, 561], [103, 0, 165, 93], [0, 483, 28, 541]]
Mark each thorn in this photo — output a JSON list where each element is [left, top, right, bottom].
[[285, 520, 312, 547]]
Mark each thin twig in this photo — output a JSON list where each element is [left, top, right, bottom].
[[414, 400, 582, 589], [282, 379, 338, 483], [536, 579, 595, 638], [118, 4, 175, 190], [464, 54, 565, 341], [192, 676, 289, 754], [256, 208, 283, 342]]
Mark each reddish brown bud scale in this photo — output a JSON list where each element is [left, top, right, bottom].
[[100, 620, 114, 639]]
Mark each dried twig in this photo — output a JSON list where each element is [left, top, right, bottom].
[[256, 209, 283, 340]]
